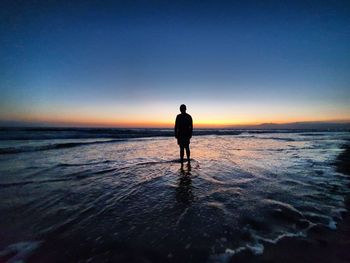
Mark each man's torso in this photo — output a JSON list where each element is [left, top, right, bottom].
[[176, 113, 192, 138]]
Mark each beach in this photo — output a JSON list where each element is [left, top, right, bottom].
[[0, 129, 349, 263], [230, 142, 350, 263]]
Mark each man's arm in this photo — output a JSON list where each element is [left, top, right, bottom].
[[174, 115, 178, 138], [189, 116, 193, 138]]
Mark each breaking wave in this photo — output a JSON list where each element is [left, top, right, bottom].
[[0, 139, 123, 154]]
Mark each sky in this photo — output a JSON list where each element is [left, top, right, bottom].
[[1, 0, 350, 127]]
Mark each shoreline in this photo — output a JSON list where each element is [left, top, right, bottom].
[[1, 135, 349, 263], [231, 142, 350, 263]]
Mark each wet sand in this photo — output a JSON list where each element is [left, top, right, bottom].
[[231, 142, 350, 263], [1, 133, 349, 263]]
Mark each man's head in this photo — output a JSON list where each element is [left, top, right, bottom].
[[180, 104, 186, 113]]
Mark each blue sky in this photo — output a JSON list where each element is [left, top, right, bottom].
[[1, 0, 350, 126]]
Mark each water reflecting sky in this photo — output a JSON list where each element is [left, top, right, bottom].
[[0, 132, 349, 262]]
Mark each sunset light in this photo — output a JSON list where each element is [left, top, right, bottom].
[[1, 2, 350, 263]]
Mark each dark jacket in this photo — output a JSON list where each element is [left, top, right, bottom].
[[175, 113, 193, 139]]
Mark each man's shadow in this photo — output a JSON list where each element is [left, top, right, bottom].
[[176, 164, 194, 204]]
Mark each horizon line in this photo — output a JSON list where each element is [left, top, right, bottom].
[[1, 119, 350, 129]]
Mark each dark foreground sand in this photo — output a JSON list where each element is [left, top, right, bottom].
[[231, 143, 350, 263]]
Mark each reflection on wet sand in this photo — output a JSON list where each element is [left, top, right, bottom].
[[176, 164, 194, 204], [0, 133, 349, 263]]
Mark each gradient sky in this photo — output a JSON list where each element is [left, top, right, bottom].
[[1, 0, 350, 127]]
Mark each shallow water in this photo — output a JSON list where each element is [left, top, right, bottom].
[[0, 131, 349, 262]]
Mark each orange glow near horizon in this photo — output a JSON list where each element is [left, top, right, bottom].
[[1, 101, 350, 128], [3, 112, 350, 128]]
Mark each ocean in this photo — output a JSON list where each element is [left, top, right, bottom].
[[0, 128, 349, 262]]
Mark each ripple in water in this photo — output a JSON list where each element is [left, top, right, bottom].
[[0, 132, 349, 262]]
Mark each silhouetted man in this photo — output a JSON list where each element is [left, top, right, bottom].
[[175, 104, 193, 164]]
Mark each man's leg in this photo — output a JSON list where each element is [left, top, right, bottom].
[[185, 145, 190, 162], [180, 145, 185, 163]]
